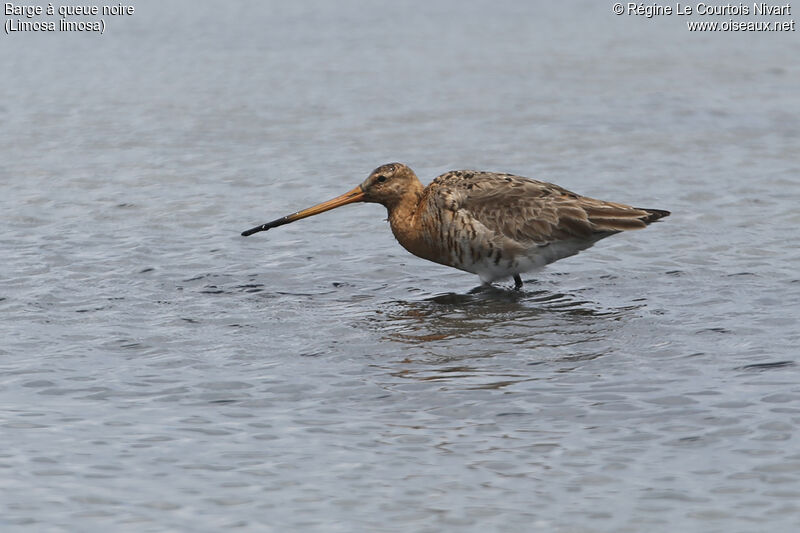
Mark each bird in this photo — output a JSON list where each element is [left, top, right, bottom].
[[241, 163, 669, 289]]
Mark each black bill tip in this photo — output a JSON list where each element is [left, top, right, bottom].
[[241, 216, 292, 236], [241, 225, 267, 237]]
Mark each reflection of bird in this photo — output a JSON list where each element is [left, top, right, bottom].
[[242, 163, 669, 288]]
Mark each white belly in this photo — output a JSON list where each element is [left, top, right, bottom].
[[458, 239, 600, 284]]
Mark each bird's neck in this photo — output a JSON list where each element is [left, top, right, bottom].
[[386, 184, 438, 262], [386, 188, 423, 230]]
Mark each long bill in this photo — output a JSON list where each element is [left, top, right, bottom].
[[241, 185, 365, 236]]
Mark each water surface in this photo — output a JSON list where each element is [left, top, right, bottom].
[[2, 1, 800, 531]]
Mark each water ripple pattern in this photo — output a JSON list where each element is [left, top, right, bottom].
[[1, 1, 799, 531]]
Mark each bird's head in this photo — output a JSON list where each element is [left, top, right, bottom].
[[359, 162, 420, 207]]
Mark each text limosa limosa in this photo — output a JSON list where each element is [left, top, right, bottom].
[[241, 163, 669, 289]]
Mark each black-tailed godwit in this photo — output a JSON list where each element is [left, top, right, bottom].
[[242, 163, 669, 288]]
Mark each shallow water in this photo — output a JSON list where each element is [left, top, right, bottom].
[[2, 1, 800, 531]]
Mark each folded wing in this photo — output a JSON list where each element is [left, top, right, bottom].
[[427, 171, 668, 247]]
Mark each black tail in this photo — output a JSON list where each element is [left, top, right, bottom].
[[638, 208, 670, 224]]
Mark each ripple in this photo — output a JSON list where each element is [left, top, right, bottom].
[[2, 2, 800, 532]]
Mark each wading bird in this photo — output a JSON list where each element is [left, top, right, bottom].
[[242, 163, 669, 289]]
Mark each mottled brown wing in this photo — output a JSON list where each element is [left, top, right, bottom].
[[429, 171, 663, 245]]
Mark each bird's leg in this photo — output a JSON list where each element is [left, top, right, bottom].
[[513, 274, 523, 290]]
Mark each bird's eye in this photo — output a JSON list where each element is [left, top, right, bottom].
[[376, 175, 387, 183]]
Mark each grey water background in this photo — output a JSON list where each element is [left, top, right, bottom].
[[2, 1, 800, 531]]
